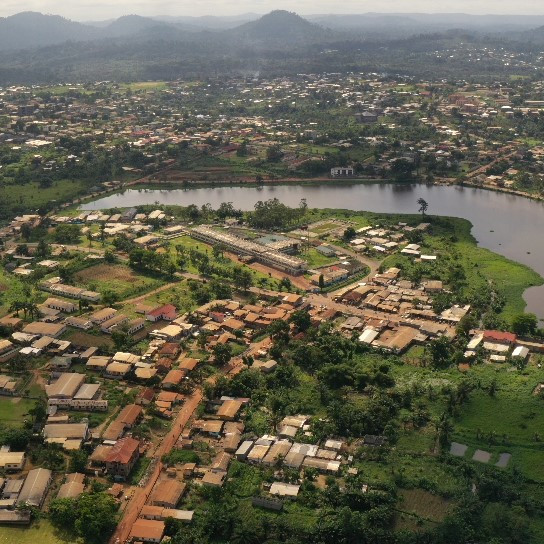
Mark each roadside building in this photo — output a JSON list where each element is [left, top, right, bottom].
[[65, 316, 93, 330], [89, 308, 117, 324], [149, 480, 186, 509], [162, 369, 184, 390], [512, 345, 530, 360], [262, 440, 292, 466], [44, 298, 77, 313], [17, 468, 52, 508], [117, 404, 143, 428], [57, 473, 85, 499], [86, 355, 111, 371], [45, 373, 85, 399], [104, 437, 140, 480], [201, 470, 226, 487], [43, 422, 89, 449], [0, 340, 18, 363], [302, 457, 341, 474], [247, 444, 270, 464], [127, 318, 146, 335], [105, 361, 132, 379], [217, 399, 243, 421], [191, 226, 307, 276], [270, 482, 300, 498], [235, 440, 254, 461], [146, 304, 177, 322], [101, 314, 129, 334], [22, 322, 66, 338], [331, 166, 354, 177], [129, 519, 165, 543]]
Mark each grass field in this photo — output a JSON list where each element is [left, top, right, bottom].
[[301, 248, 338, 268], [391, 360, 544, 482], [309, 222, 342, 234], [169, 236, 283, 290], [1, 179, 89, 214], [64, 330, 114, 349], [119, 81, 169, 92], [0, 397, 36, 427], [0, 520, 77, 544], [74, 263, 166, 298], [0, 267, 27, 317], [451, 367, 544, 481]]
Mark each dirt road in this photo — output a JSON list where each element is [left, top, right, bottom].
[[327, 243, 380, 278], [307, 292, 397, 323], [110, 337, 255, 544], [110, 390, 202, 544]]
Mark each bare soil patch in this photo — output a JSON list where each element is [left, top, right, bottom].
[[75, 264, 138, 284]]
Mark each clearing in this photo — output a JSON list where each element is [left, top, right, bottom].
[[74, 263, 166, 298], [398, 488, 452, 522]]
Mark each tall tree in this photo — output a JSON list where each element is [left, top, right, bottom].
[[417, 197, 429, 216]]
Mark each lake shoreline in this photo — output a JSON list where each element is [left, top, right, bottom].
[[79, 182, 544, 321]]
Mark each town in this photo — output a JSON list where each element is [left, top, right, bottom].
[[3, 22, 544, 541], [0, 180, 542, 543], [4, 70, 544, 222]]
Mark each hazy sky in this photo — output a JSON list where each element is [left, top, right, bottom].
[[1, 0, 544, 19]]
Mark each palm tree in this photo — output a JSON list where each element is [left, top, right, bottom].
[[26, 302, 40, 320], [9, 301, 24, 317], [433, 412, 453, 453], [99, 224, 106, 246]]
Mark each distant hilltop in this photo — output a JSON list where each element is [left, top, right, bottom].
[[2, 10, 544, 51]]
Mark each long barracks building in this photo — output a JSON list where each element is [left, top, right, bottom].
[[191, 226, 308, 276]]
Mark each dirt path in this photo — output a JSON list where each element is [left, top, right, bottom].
[[327, 243, 380, 278], [121, 281, 181, 306]]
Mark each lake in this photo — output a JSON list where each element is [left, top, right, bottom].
[[84, 183, 544, 319]]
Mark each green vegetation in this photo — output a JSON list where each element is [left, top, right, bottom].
[[0, 398, 36, 427], [163, 449, 200, 465], [0, 520, 76, 544], [129, 457, 151, 485], [301, 248, 337, 268], [0, 179, 89, 218], [183, 301, 544, 543], [379, 214, 543, 325], [74, 263, 168, 299], [49, 492, 118, 544]]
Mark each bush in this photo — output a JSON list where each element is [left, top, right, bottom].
[[162, 449, 200, 465]]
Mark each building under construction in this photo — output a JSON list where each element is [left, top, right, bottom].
[[191, 226, 308, 276]]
